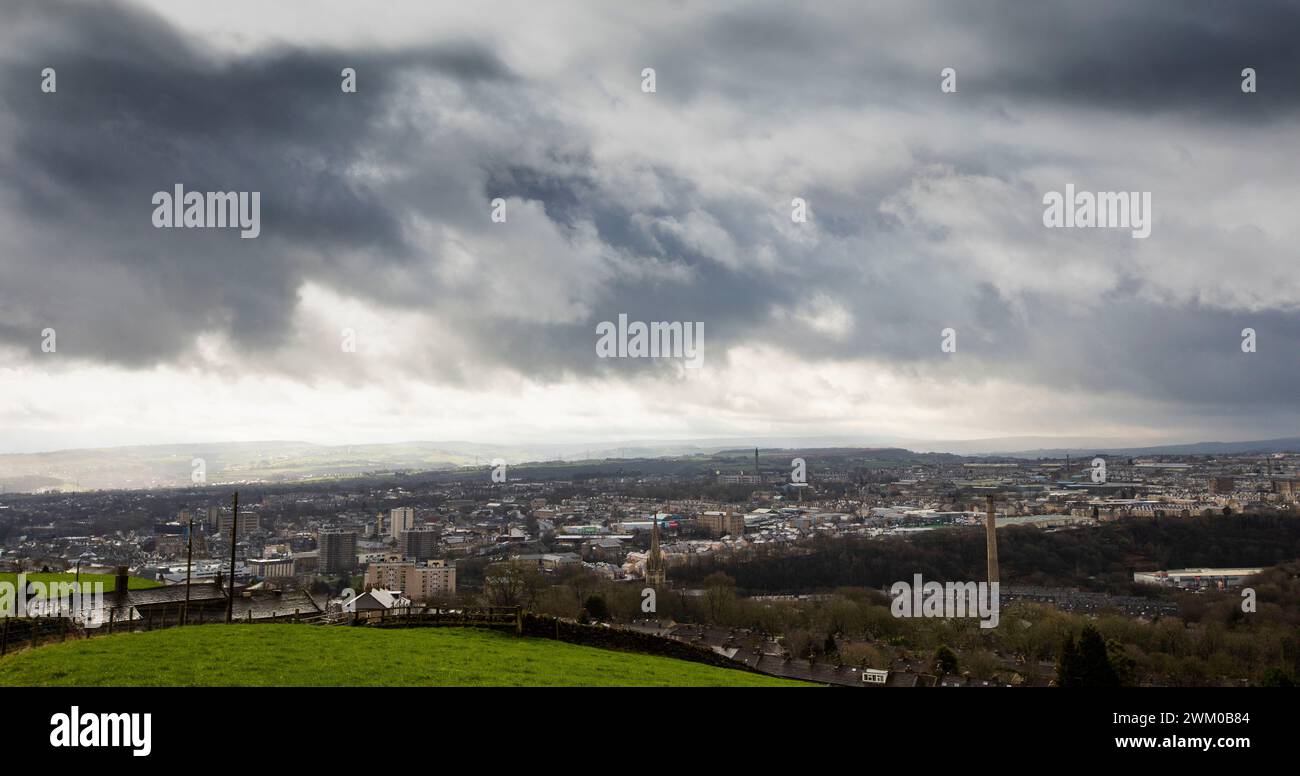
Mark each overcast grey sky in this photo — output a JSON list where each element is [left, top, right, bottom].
[[1, 0, 1298, 453]]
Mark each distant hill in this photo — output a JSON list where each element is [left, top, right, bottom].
[[4, 434, 1297, 492], [0, 441, 469, 492], [0, 625, 806, 687], [995, 437, 1300, 459], [0, 437, 954, 492]]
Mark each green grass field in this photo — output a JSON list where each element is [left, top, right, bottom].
[[0, 572, 161, 593], [0, 624, 808, 687]]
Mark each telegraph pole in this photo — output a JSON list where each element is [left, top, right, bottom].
[[182, 510, 195, 625], [225, 492, 238, 623]]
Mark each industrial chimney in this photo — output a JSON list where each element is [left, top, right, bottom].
[[985, 495, 999, 587]]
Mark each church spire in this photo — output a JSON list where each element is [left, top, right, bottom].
[[646, 514, 666, 587]]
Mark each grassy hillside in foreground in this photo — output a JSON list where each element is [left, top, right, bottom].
[[0, 572, 161, 593], [0, 624, 809, 687]]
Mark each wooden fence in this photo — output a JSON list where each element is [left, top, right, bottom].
[[0, 605, 326, 656], [0, 616, 79, 657], [0, 604, 522, 657]]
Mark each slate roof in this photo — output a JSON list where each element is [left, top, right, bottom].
[[94, 582, 321, 626]]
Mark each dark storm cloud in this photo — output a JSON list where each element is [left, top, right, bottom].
[[636, 0, 1300, 118], [950, 0, 1300, 116], [1, 0, 1298, 434], [0, 0, 513, 364]]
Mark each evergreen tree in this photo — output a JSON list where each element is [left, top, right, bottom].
[[583, 594, 609, 621], [1057, 632, 1078, 686], [1105, 638, 1135, 687], [934, 645, 959, 676], [1058, 625, 1119, 687]]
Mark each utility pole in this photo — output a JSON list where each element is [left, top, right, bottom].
[[226, 492, 238, 623], [183, 510, 195, 625]]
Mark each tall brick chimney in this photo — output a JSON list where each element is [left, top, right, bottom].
[[985, 495, 999, 587]]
